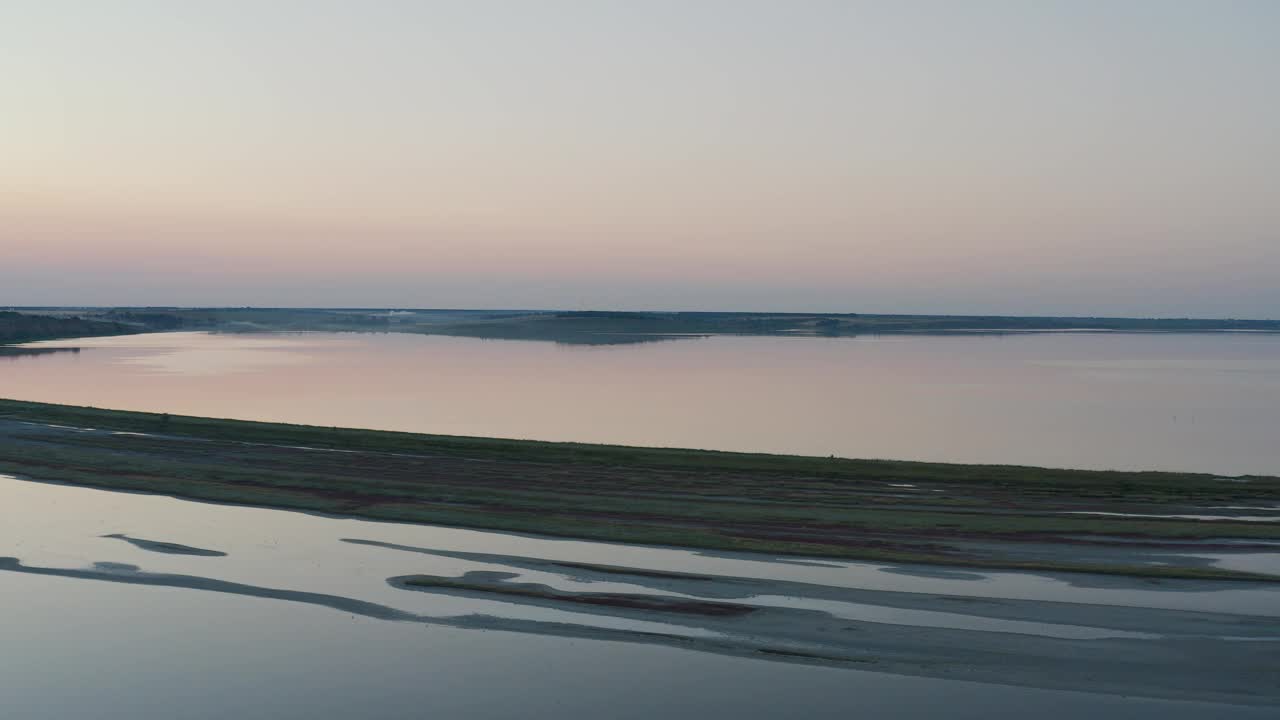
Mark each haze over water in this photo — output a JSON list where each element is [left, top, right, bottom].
[[10, 331, 1280, 476]]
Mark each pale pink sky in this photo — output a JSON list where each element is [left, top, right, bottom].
[[2, 1, 1278, 315]]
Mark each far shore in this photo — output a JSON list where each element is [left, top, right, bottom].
[[8, 306, 1280, 346]]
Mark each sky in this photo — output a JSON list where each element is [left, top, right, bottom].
[[2, 0, 1278, 316]]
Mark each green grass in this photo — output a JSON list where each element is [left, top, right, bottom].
[[1, 397, 1277, 581], [0, 398, 1270, 491]]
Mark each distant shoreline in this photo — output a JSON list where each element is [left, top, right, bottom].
[[5, 307, 1280, 346]]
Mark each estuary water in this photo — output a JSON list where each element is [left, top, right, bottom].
[[2, 474, 1277, 719], [4, 331, 1280, 717], [7, 330, 1280, 475]]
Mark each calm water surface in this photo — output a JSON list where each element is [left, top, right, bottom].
[[3, 475, 1276, 719], [4, 333, 1280, 717], [8, 330, 1280, 475]]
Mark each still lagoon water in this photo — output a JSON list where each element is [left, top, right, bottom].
[[7, 330, 1280, 475], [3, 475, 1277, 719], [3, 331, 1279, 717]]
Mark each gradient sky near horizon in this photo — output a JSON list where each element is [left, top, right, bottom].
[[2, 1, 1278, 316]]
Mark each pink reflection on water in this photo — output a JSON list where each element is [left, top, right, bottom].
[[4, 331, 1280, 475]]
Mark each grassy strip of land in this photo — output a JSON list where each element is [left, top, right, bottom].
[[0, 398, 1277, 580]]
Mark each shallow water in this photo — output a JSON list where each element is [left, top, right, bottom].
[[5, 331, 1280, 715], [2, 475, 1279, 718], [1193, 553, 1280, 577], [9, 330, 1280, 475]]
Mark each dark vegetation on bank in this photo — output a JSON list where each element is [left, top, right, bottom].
[[430, 309, 1280, 345], [0, 311, 136, 344], [1, 398, 1276, 580], [9, 306, 1280, 345]]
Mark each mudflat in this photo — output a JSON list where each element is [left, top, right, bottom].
[[0, 398, 1276, 579]]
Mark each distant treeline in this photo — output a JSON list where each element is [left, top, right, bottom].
[[0, 311, 135, 344], [440, 311, 1280, 344], [828, 314, 1280, 333], [548, 310, 1279, 332], [113, 308, 1280, 346], [7, 306, 1279, 347], [104, 311, 190, 330], [104, 308, 392, 331]]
